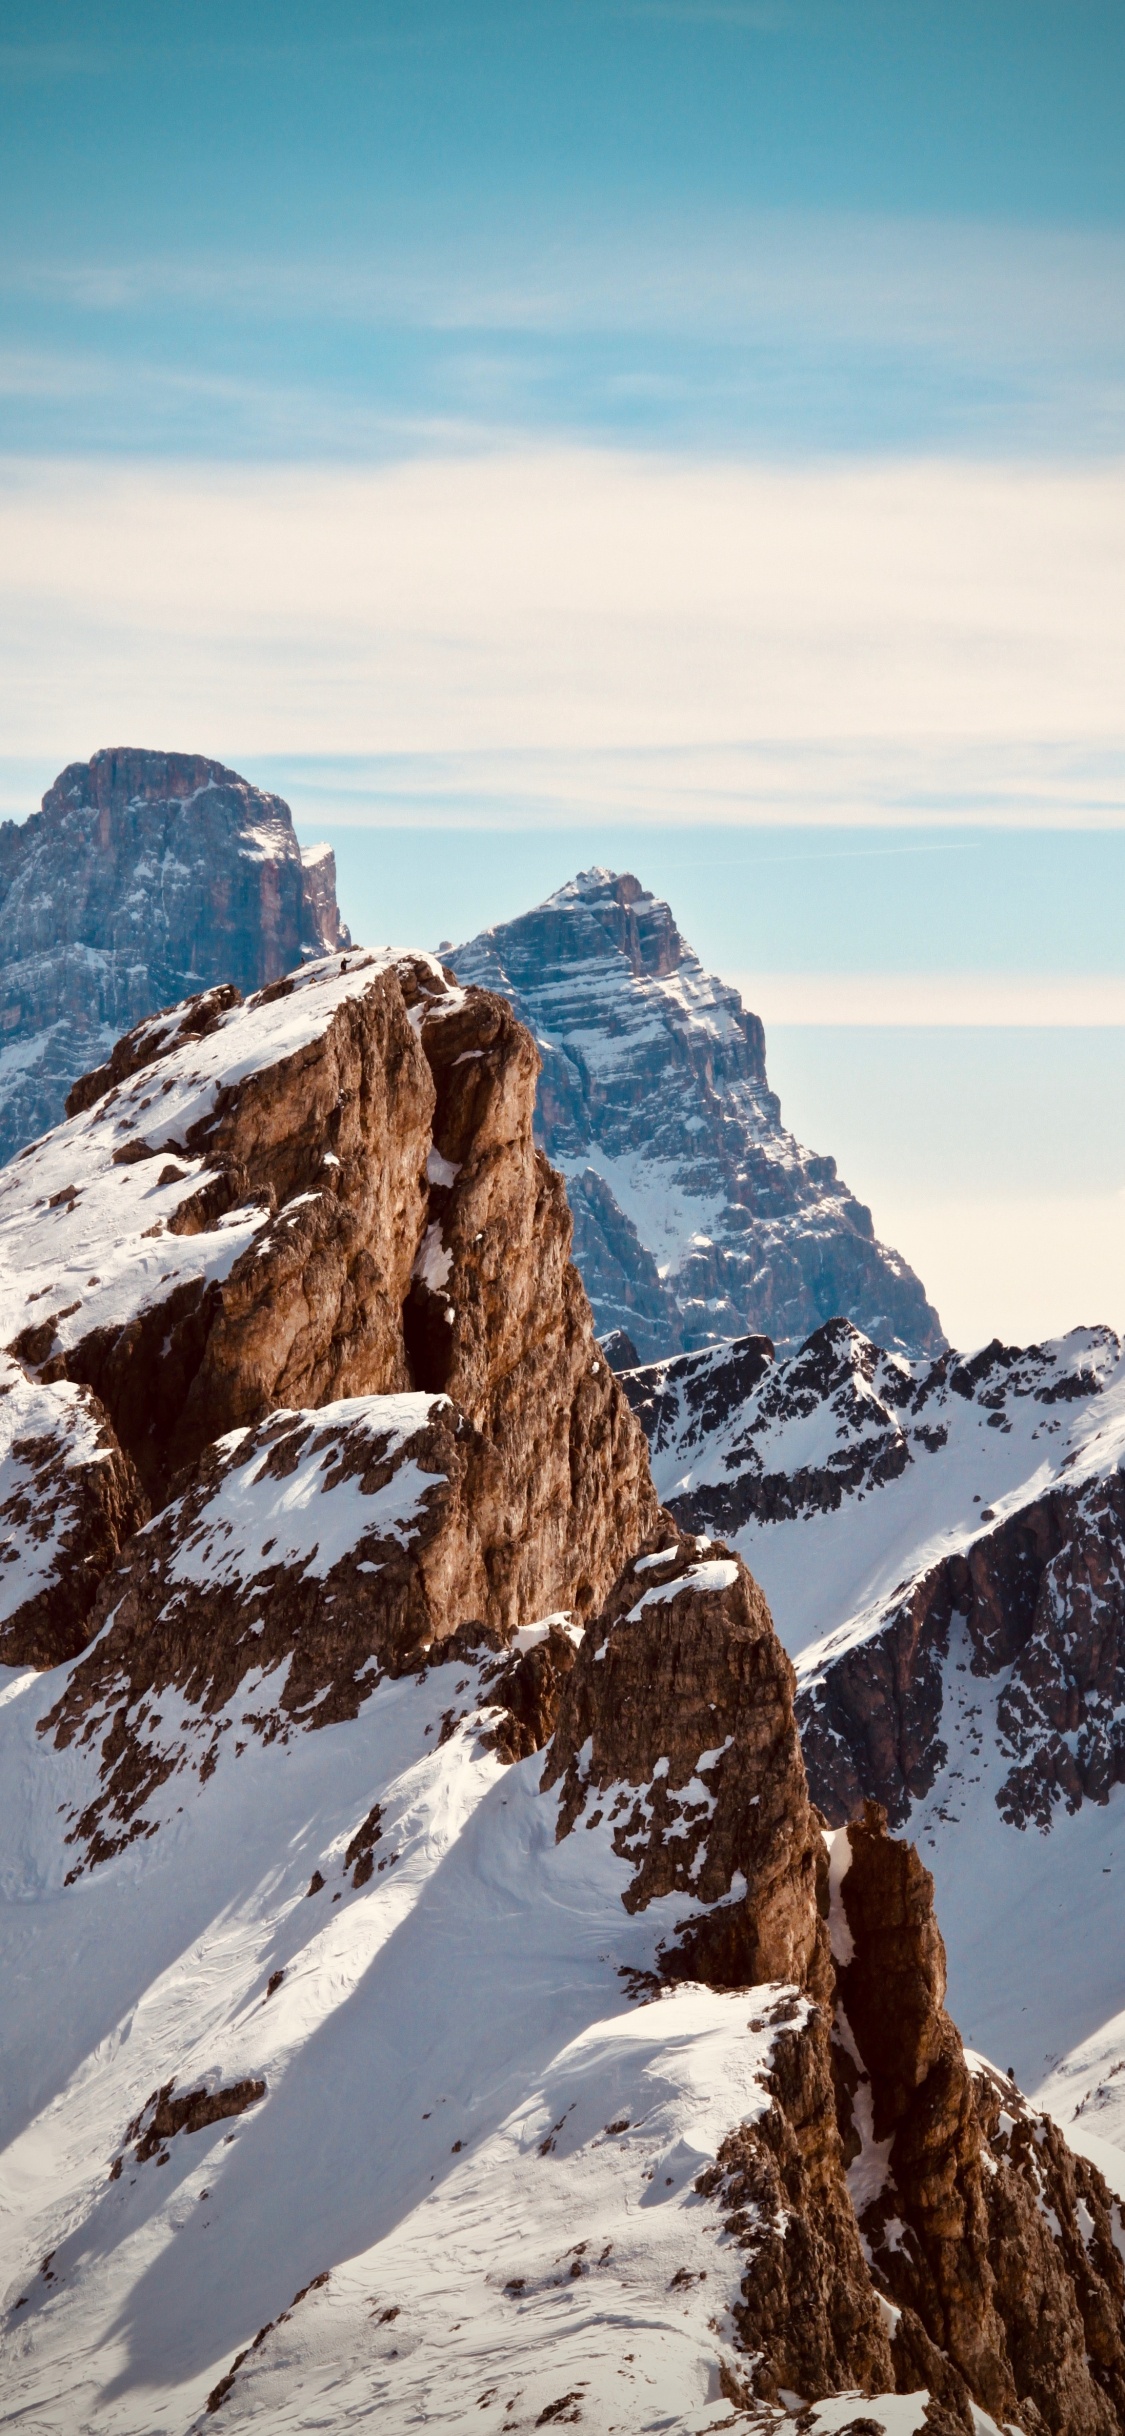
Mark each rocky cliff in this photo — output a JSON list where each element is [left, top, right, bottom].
[[0, 947, 1119, 2433], [452, 866, 944, 1361], [0, 942, 653, 1650], [541, 1544, 1125, 2431], [0, 748, 348, 1167]]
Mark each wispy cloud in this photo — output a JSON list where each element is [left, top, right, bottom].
[[11, 212, 1125, 352], [3, 208, 1122, 462], [0, 448, 1122, 800]]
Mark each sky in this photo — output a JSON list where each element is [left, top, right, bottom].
[[2, 0, 1124, 1347]]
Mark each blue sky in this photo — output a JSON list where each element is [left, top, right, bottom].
[[2, 0, 1124, 458], [2, 0, 1125, 1343]]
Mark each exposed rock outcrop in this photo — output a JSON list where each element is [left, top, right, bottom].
[[0, 748, 348, 1167], [2, 957, 438, 1503], [544, 1528, 827, 1998], [42, 1399, 596, 1866], [695, 1989, 898, 2408], [122, 2076, 267, 2169], [834, 1802, 1125, 2434], [9, 948, 655, 1861], [617, 1312, 1125, 1839], [544, 1533, 899, 2402], [544, 1541, 1125, 2427], [623, 1315, 1117, 1541], [453, 868, 944, 1360], [0, 953, 655, 1610]]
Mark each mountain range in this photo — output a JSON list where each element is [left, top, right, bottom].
[[0, 751, 1123, 2434]]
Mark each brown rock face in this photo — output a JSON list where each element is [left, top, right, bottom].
[[835, 1801, 1125, 2434], [973, 2063, 1125, 2434], [25, 952, 655, 1861], [543, 1528, 826, 1995], [123, 2077, 267, 2168], [56, 959, 437, 1499], [0, 1355, 146, 1667], [2, 954, 656, 1630], [544, 1531, 896, 2403], [402, 981, 657, 1630], [484, 1623, 580, 1763], [43, 1400, 594, 1865], [542, 1544, 1125, 2426], [696, 1992, 897, 2406], [43, 1393, 489, 1864], [0, 748, 348, 1166]]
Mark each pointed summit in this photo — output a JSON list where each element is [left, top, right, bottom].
[[452, 870, 943, 1362]]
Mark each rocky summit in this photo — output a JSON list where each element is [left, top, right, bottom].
[[452, 866, 944, 1362], [0, 748, 348, 1168], [0, 931, 1122, 2434]]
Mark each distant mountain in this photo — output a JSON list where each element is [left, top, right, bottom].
[[0, 747, 348, 1166], [452, 866, 944, 1361]]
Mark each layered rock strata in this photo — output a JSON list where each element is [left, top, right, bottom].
[[453, 867, 944, 1360], [0, 748, 348, 1167], [0, 947, 655, 1861]]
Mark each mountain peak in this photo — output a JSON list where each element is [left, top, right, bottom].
[[541, 866, 684, 978], [48, 745, 263, 815], [452, 876, 944, 1362], [0, 748, 349, 1168]]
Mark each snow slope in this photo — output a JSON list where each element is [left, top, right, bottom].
[[0, 1632, 894, 2436]]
